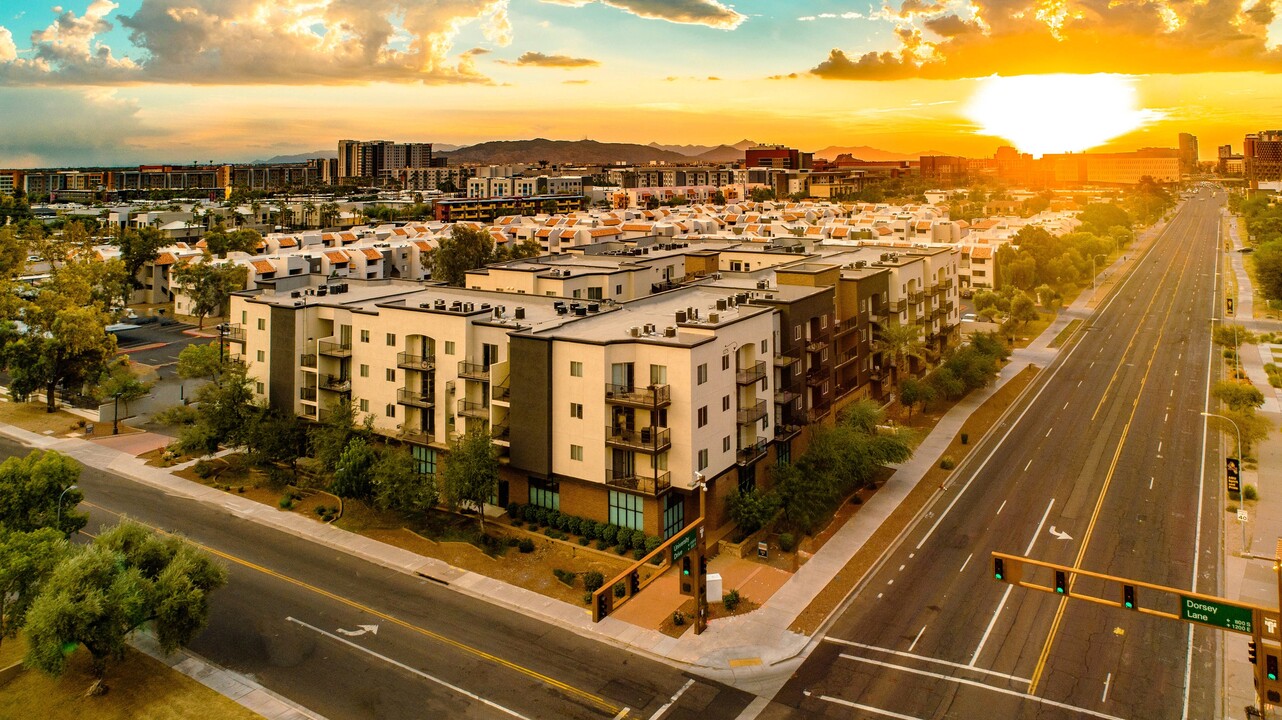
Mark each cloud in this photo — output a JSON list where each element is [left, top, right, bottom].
[[0, 0, 515, 85], [562, 78, 590, 84], [0, 88, 159, 166], [540, 0, 744, 29], [0, 27, 15, 63], [505, 51, 600, 67], [805, 0, 1282, 80]]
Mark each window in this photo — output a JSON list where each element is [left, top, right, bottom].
[[570, 361, 583, 377], [821, 348, 829, 362], [570, 444, 583, 461], [255, 381, 264, 394], [722, 395, 730, 411], [794, 325, 802, 340], [821, 314, 828, 328], [241, 311, 247, 324], [761, 339, 768, 354], [386, 368, 396, 382], [777, 440, 791, 466], [616, 284, 623, 295], [723, 436, 731, 452], [697, 406, 708, 427], [697, 449, 709, 471], [663, 493, 685, 539], [588, 287, 603, 300], [359, 398, 369, 412], [721, 355, 730, 371], [697, 363, 708, 385], [360, 364, 369, 378], [572, 289, 582, 299], [570, 403, 583, 419], [445, 341, 455, 355], [386, 333, 396, 346], [256, 350, 264, 362], [386, 404, 396, 417], [360, 329, 370, 343], [529, 477, 560, 510], [650, 365, 668, 385], [609, 490, 644, 531]]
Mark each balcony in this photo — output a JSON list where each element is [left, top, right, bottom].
[[493, 422, 510, 444], [397, 387, 434, 409], [773, 353, 799, 368], [222, 324, 246, 343], [300, 353, 317, 369], [774, 423, 802, 441], [457, 399, 490, 419], [605, 470, 671, 496], [736, 361, 767, 385], [834, 318, 859, 336], [806, 369, 828, 387], [299, 386, 317, 402], [492, 381, 511, 402], [400, 428, 432, 445], [397, 352, 435, 372], [805, 339, 829, 354], [604, 383, 671, 408], [736, 437, 768, 466], [909, 291, 926, 305], [737, 399, 767, 426], [321, 375, 350, 393], [319, 339, 352, 357], [774, 389, 799, 406], [458, 361, 490, 382], [808, 404, 831, 423], [915, 314, 930, 326], [893, 299, 907, 313], [605, 425, 671, 454], [837, 349, 859, 367]]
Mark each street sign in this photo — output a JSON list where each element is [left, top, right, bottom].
[[1228, 296, 1235, 315], [1228, 457, 1242, 494], [672, 529, 698, 559], [1180, 595, 1254, 634], [1239, 509, 1249, 523], [757, 541, 769, 559]]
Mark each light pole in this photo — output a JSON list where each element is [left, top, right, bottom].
[[56, 484, 78, 531], [217, 322, 227, 364], [1091, 254, 1108, 297], [691, 471, 708, 635], [112, 391, 122, 435]]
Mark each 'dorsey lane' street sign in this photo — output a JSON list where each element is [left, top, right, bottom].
[[1181, 595, 1254, 634]]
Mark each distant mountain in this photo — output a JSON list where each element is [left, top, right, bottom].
[[648, 142, 717, 156], [440, 138, 692, 165], [693, 145, 746, 163], [433, 143, 463, 153], [256, 150, 337, 164], [731, 139, 759, 151], [812, 145, 949, 162]]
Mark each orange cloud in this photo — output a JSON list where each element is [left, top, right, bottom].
[[539, 0, 744, 29], [505, 51, 600, 68]]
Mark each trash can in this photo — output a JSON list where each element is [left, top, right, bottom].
[[961, 433, 968, 445]]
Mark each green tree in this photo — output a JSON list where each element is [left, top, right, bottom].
[[1034, 283, 1060, 309], [203, 228, 263, 258], [1078, 203, 1132, 235], [441, 429, 498, 530], [244, 408, 308, 475], [23, 520, 227, 682], [309, 396, 373, 473], [92, 356, 153, 409], [330, 436, 377, 499], [0, 528, 69, 653], [176, 341, 226, 384], [372, 446, 438, 513], [874, 323, 928, 389], [0, 449, 87, 536], [116, 227, 166, 293], [1213, 380, 1265, 412], [172, 259, 248, 328], [541, 199, 559, 215], [177, 363, 258, 456], [422, 224, 500, 286], [508, 238, 542, 260], [712, 190, 726, 205], [1253, 241, 1282, 303], [727, 488, 780, 535], [898, 377, 935, 417], [1009, 291, 1039, 326], [928, 366, 966, 400]]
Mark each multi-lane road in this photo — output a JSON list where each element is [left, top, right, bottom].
[[763, 191, 1225, 719]]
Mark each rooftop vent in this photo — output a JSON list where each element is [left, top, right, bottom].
[[515, 307, 525, 320], [629, 326, 642, 337], [664, 326, 677, 337]]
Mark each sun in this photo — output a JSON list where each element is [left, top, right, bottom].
[[965, 74, 1159, 157]]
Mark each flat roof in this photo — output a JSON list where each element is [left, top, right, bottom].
[[531, 284, 771, 346]]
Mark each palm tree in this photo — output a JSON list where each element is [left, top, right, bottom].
[[874, 322, 928, 391], [302, 201, 316, 229]]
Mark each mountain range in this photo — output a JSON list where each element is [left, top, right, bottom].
[[811, 145, 947, 162]]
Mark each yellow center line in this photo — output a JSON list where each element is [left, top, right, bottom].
[[81, 501, 623, 716], [1028, 213, 1206, 694]]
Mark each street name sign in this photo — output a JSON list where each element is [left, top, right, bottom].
[[672, 529, 698, 559], [1180, 596, 1254, 634]]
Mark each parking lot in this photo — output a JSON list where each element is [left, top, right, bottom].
[[114, 321, 214, 379]]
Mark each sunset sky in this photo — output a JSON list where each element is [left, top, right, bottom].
[[2, 0, 1281, 167]]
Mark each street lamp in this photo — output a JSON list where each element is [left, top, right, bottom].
[[56, 484, 78, 530], [216, 323, 228, 364], [112, 390, 122, 435], [1091, 254, 1108, 296], [1202, 410, 1243, 475]]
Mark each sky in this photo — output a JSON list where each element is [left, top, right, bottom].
[[0, 0, 1280, 167]]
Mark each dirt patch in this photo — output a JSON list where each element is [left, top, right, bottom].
[[788, 364, 1040, 635], [658, 596, 763, 638], [0, 399, 87, 437]]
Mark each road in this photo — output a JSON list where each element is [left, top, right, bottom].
[[764, 191, 1225, 719], [0, 435, 755, 720]]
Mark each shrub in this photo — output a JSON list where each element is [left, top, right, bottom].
[[583, 520, 600, 540], [723, 588, 742, 612], [595, 539, 609, 551], [194, 460, 216, 478], [728, 488, 781, 535], [576, 536, 588, 546], [506, 502, 523, 520], [613, 582, 626, 598], [552, 568, 576, 586], [511, 520, 523, 529], [583, 571, 605, 593], [632, 548, 646, 560], [672, 610, 686, 626], [582, 592, 593, 605], [546, 510, 562, 528], [314, 506, 327, 517], [601, 524, 618, 545], [505, 537, 519, 547], [631, 529, 647, 551], [278, 494, 294, 510], [532, 507, 548, 527], [616, 544, 629, 555], [518, 538, 535, 553], [779, 532, 796, 552], [939, 456, 956, 470], [1245, 484, 1260, 501], [237, 486, 245, 494], [644, 536, 662, 555]]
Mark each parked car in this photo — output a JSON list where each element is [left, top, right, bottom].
[[962, 313, 978, 322]]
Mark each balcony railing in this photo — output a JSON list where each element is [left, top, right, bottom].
[[222, 324, 246, 343], [493, 423, 510, 443], [605, 425, 671, 454], [492, 382, 511, 402], [774, 389, 799, 406], [457, 399, 490, 419], [604, 383, 671, 408], [737, 399, 767, 426], [773, 352, 799, 368], [805, 339, 828, 354], [893, 299, 907, 313], [400, 428, 432, 445], [299, 386, 317, 402], [909, 291, 926, 304], [806, 369, 828, 387], [397, 387, 434, 409], [736, 361, 767, 386], [321, 375, 350, 393], [397, 352, 435, 371], [837, 349, 859, 367], [604, 470, 671, 496], [319, 339, 352, 357], [774, 423, 802, 440], [300, 353, 317, 369], [736, 437, 768, 466], [458, 361, 490, 382]]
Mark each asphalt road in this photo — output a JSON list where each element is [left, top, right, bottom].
[[0, 436, 754, 720], [114, 320, 208, 379], [763, 191, 1225, 719]]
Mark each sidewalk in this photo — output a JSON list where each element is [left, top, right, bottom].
[[0, 221, 1165, 697]]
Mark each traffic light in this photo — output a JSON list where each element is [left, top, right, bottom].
[[1249, 641, 1258, 665], [699, 556, 708, 576], [681, 556, 691, 576], [994, 558, 1005, 581], [1054, 570, 1068, 594], [595, 592, 610, 621], [1267, 653, 1278, 682], [628, 570, 640, 595], [1122, 585, 1136, 610]]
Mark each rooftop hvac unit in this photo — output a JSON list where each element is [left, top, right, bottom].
[[588, 303, 600, 313], [709, 312, 719, 323], [481, 303, 491, 310], [676, 310, 687, 323], [644, 323, 655, 334], [434, 299, 446, 309], [629, 326, 642, 337], [463, 302, 475, 312], [419, 302, 431, 309], [664, 327, 677, 337], [515, 307, 525, 319], [717, 299, 727, 311], [291, 291, 302, 298], [575, 306, 587, 316]]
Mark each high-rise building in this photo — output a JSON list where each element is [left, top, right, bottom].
[[1245, 131, 1282, 190], [1178, 133, 1199, 174], [746, 145, 812, 170], [337, 139, 436, 183]]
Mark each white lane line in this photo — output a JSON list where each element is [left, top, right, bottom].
[[887, 579, 894, 585], [1149, 477, 1155, 490], [1171, 389, 1174, 397], [287, 616, 534, 720], [1158, 441, 1163, 453], [813, 695, 921, 720], [970, 499, 1055, 667], [823, 637, 1030, 683], [1063, 402, 1070, 410], [1024, 459, 1032, 472], [1102, 672, 1112, 703], [960, 553, 973, 573], [1165, 413, 1169, 422], [996, 500, 1007, 515], [909, 626, 926, 652], [1091, 361, 1095, 368], [1045, 428, 1053, 438], [1078, 380, 1083, 387], [837, 654, 1127, 720], [649, 678, 695, 720], [898, 564, 905, 572]]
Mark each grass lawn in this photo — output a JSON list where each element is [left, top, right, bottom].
[[1049, 319, 1083, 349], [0, 399, 87, 437], [0, 643, 263, 720]]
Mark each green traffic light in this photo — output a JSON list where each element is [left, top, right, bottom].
[[1056, 587, 1064, 594], [995, 572, 1003, 580], [1125, 601, 1133, 608]]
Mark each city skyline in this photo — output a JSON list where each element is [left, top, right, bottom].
[[1, 0, 1280, 167]]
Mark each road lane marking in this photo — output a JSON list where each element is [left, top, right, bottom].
[[823, 638, 1029, 683], [1164, 413, 1168, 422], [1149, 477, 1154, 490], [1078, 380, 1083, 387], [996, 500, 1006, 515], [1102, 672, 1112, 703], [812, 695, 921, 720], [960, 553, 972, 573], [887, 579, 894, 585], [1158, 441, 1163, 453], [82, 501, 620, 716], [1045, 428, 1052, 438], [649, 679, 695, 720], [1063, 402, 1069, 410], [1024, 460, 1032, 472], [898, 564, 905, 571], [971, 499, 1054, 666], [837, 654, 1127, 720], [287, 616, 534, 720], [909, 626, 926, 652]]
